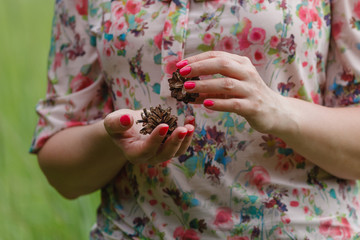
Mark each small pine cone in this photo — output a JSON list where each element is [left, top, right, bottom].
[[168, 69, 200, 104], [136, 105, 178, 137]]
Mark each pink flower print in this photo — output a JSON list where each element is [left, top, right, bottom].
[[163, 20, 172, 37], [173, 227, 200, 240], [303, 206, 309, 214], [117, 22, 125, 31], [125, 0, 141, 15], [215, 36, 237, 53], [178, 14, 188, 28], [281, 215, 291, 224], [308, 29, 315, 40], [292, 189, 299, 197], [164, 53, 182, 75], [248, 28, 266, 45], [250, 47, 267, 66], [237, 17, 252, 50], [355, 1, 360, 19], [53, 52, 63, 71], [114, 37, 127, 50], [37, 135, 50, 149], [310, 91, 320, 104], [213, 207, 234, 230], [270, 36, 280, 48], [319, 218, 353, 240], [245, 166, 270, 194], [103, 97, 114, 115], [70, 73, 93, 92], [103, 20, 112, 34], [340, 218, 353, 240], [173, 226, 185, 238], [112, 2, 125, 19], [105, 48, 112, 57], [154, 32, 163, 50], [182, 229, 200, 240], [289, 201, 299, 207], [331, 21, 343, 40], [203, 33, 214, 45], [147, 166, 159, 178], [76, 0, 88, 16], [298, 6, 312, 25]]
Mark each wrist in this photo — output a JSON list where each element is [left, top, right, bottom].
[[266, 95, 301, 139]]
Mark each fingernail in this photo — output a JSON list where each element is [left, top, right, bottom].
[[186, 129, 194, 136], [176, 60, 188, 69], [120, 114, 131, 126], [189, 117, 195, 125], [184, 81, 196, 90], [178, 131, 188, 139], [159, 126, 169, 136], [179, 66, 191, 76], [203, 100, 214, 107]]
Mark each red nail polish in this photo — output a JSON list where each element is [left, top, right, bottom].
[[186, 129, 194, 136], [184, 81, 196, 90], [189, 118, 195, 125], [159, 126, 169, 136], [120, 114, 131, 126], [179, 66, 191, 76], [178, 131, 188, 139], [176, 60, 188, 69], [203, 100, 214, 107]]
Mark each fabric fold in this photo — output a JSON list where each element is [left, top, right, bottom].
[[160, 0, 190, 98]]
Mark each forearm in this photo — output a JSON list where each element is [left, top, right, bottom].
[[37, 120, 126, 199], [271, 96, 360, 180]]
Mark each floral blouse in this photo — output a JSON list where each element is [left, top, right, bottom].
[[31, 0, 360, 239]]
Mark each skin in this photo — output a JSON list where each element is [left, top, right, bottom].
[[179, 51, 360, 180], [37, 109, 195, 199]]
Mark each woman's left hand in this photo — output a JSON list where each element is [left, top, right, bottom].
[[176, 51, 293, 134]]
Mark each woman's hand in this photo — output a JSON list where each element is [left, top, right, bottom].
[[104, 109, 195, 165], [176, 51, 293, 134]]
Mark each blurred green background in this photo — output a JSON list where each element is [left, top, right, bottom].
[[0, 0, 99, 239]]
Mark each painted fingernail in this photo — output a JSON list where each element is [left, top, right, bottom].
[[188, 117, 195, 125], [203, 100, 214, 107], [184, 81, 196, 90], [179, 66, 191, 76], [120, 114, 131, 126], [159, 126, 169, 136], [187, 129, 194, 136], [176, 60, 188, 69], [178, 131, 188, 139]]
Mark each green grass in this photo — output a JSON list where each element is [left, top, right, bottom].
[[0, 1, 100, 239]]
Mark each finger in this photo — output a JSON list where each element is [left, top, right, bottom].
[[183, 51, 248, 66], [179, 52, 254, 80], [137, 123, 170, 158], [175, 124, 195, 157], [184, 115, 196, 126], [104, 111, 134, 136], [148, 127, 188, 164], [202, 98, 254, 117], [184, 78, 250, 97]]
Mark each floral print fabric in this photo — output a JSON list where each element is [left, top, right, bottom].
[[31, 0, 360, 239]]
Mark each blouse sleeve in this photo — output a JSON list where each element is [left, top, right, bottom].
[[324, 0, 360, 107], [30, 0, 113, 153]]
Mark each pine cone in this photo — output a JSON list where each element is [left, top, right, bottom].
[[136, 105, 178, 137], [168, 69, 200, 104]]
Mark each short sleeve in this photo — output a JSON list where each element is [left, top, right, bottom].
[[324, 0, 360, 107], [30, 0, 113, 153]]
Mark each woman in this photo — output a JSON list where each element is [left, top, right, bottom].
[[31, 0, 360, 239]]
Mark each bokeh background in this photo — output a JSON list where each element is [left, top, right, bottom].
[[0, 0, 100, 239]]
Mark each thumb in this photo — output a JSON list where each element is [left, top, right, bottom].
[[104, 111, 134, 136]]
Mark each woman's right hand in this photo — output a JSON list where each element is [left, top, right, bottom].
[[103, 109, 195, 165]]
